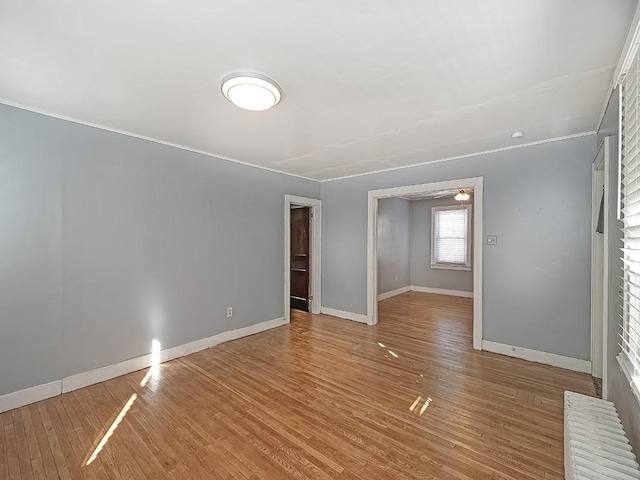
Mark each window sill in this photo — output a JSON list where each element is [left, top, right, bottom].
[[617, 353, 640, 406], [430, 264, 471, 272]]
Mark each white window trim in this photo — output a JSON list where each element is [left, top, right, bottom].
[[430, 204, 472, 271], [619, 46, 640, 406], [600, 0, 640, 408], [618, 353, 640, 405]]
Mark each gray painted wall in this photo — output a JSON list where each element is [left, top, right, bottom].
[[321, 135, 596, 360], [377, 197, 410, 295], [0, 104, 319, 396], [599, 87, 640, 455], [409, 197, 474, 292]]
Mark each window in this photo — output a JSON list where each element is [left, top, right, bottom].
[[620, 49, 640, 395], [431, 205, 471, 270]]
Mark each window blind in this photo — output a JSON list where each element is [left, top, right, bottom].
[[621, 49, 640, 378], [433, 208, 468, 265]]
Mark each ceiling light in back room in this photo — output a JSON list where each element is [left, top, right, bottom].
[[221, 73, 282, 111], [511, 131, 524, 139], [454, 190, 470, 202]]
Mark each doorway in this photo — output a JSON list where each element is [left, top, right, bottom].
[[290, 205, 311, 312], [376, 190, 474, 302], [367, 177, 483, 350], [591, 137, 610, 397], [284, 195, 322, 323]]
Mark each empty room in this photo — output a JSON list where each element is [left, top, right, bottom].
[[2, 1, 640, 479]]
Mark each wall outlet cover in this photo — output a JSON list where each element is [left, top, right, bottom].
[[227, 307, 233, 318]]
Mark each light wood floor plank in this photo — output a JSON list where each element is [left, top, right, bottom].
[[44, 400, 85, 480], [59, 394, 110, 480], [26, 403, 61, 480], [3, 414, 22, 479], [0, 292, 595, 478], [9, 411, 33, 480], [18, 408, 46, 480], [0, 411, 8, 479]]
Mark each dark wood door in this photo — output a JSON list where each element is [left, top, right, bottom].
[[290, 207, 310, 312]]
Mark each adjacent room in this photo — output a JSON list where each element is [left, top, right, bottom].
[[376, 187, 476, 357], [1, 1, 640, 478]]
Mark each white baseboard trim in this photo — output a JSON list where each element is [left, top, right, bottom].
[[482, 340, 592, 374], [63, 352, 156, 394], [63, 316, 287, 393], [410, 286, 474, 298], [320, 307, 369, 324], [0, 381, 62, 414], [377, 286, 412, 301], [0, 317, 287, 413]]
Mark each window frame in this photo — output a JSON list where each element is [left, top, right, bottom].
[[430, 204, 472, 271], [618, 49, 640, 404]]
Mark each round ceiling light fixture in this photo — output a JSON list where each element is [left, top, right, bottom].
[[221, 73, 282, 111], [511, 131, 524, 139], [454, 190, 470, 202]]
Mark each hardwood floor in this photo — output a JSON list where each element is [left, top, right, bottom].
[[0, 292, 595, 479]]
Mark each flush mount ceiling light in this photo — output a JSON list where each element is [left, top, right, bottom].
[[221, 73, 282, 111], [511, 131, 524, 139], [454, 190, 470, 202]]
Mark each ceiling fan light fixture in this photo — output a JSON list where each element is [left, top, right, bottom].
[[221, 73, 282, 111], [454, 190, 470, 202]]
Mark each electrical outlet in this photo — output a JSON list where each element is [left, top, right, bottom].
[[227, 307, 233, 318], [486, 235, 498, 246], [395, 275, 398, 281]]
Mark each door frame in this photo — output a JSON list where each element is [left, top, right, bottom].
[[367, 176, 483, 350], [284, 195, 322, 323], [591, 137, 610, 397]]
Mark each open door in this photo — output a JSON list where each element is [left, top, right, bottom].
[[290, 206, 311, 312], [591, 136, 611, 396], [592, 146, 605, 379]]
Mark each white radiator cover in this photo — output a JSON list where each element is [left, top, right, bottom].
[[565, 391, 640, 479]]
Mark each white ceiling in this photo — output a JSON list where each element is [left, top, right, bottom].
[[0, 0, 636, 181]]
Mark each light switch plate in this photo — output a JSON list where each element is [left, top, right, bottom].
[[486, 235, 497, 246]]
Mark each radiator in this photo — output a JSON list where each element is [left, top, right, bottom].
[[565, 391, 640, 479]]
